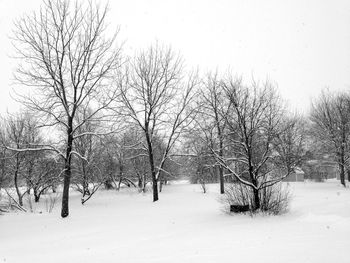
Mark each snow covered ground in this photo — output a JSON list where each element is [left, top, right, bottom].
[[0, 180, 349, 263]]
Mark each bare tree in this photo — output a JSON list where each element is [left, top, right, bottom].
[[184, 116, 219, 185], [213, 78, 300, 211], [1, 112, 60, 204], [12, 0, 122, 217], [3, 113, 35, 206], [273, 115, 306, 176], [197, 72, 229, 193], [27, 156, 60, 202], [119, 43, 198, 202], [1, 112, 55, 205], [310, 90, 350, 186]]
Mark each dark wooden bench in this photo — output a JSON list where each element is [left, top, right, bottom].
[[230, 204, 250, 213]]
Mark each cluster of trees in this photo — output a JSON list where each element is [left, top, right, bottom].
[[0, 112, 181, 209], [184, 75, 305, 210], [0, 0, 347, 217], [309, 90, 350, 186], [1, 0, 191, 217], [0, 113, 60, 207]]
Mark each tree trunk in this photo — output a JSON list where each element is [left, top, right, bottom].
[[253, 188, 260, 211], [347, 168, 350, 182], [34, 192, 40, 203], [83, 181, 90, 196], [251, 170, 260, 210], [338, 150, 346, 187], [152, 171, 158, 201], [219, 166, 224, 194], [33, 188, 40, 202], [138, 176, 142, 189], [215, 110, 225, 194], [14, 155, 23, 207], [339, 163, 346, 187], [61, 158, 71, 218], [145, 132, 158, 202], [218, 136, 225, 194], [61, 124, 73, 218]]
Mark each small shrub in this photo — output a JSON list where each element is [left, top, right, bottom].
[[221, 182, 291, 215], [259, 183, 291, 215]]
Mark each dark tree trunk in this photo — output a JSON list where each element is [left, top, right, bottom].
[[253, 188, 260, 211], [219, 166, 224, 194], [33, 188, 41, 202], [250, 168, 260, 210], [347, 168, 350, 182], [61, 123, 73, 218], [145, 132, 158, 202], [338, 151, 346, 187], [152, 171, 158, 201], [218, 138, 225, 194], [339, 163, 346, 187], [34, 192, 40, 202], [214, 106, 225, 194], [61, 159, 72, 218]]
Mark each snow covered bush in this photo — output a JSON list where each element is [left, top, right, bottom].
[[259, 183, 291, 215], [221, 182, 291, 215]]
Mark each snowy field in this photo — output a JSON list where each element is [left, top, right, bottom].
[[0, 181, 349, 263]]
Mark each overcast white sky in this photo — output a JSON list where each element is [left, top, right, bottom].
[[0, 0, 349, 114]]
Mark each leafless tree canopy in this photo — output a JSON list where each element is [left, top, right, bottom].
[[120, 43, 198, 202], [208, 78, 304, 210], [12, 0, 122, 217], [310, 90, 350, 186], [13, 0, 121, 130]]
